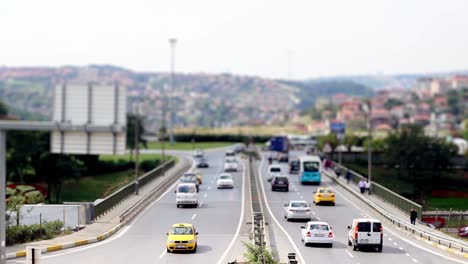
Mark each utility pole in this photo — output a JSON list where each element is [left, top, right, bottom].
[[168, 38, 177, 144], [134, 105, 140, 195]]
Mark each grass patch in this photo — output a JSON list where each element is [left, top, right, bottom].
[[425, 196, 468, 211], [147, 141, 232, 150], [60, 170, 133, 202]]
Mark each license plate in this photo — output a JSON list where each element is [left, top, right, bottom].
[[315, 234, 324, 237], [176, 244, 186, 249], [323, 195, 330, 198], [359, 239, 369, 243], [278, 181, 284, 184]]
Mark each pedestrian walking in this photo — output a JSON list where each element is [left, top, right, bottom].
[[410, 208, 417, 225], [365, 179, 371, 195], [345, 169, 352, 184], [335, 167, 341, 178], [268, 155, 273, 165], [358, 179, 366, 194]]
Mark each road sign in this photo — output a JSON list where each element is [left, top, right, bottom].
[[330, 121, 346, 134], [51, 83, 127, 154]]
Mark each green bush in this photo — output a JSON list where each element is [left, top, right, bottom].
[[174, 133, 270, 143], [6, 220, 64, 245], [140, 160, 160, 172]]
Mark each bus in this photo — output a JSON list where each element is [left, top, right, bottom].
[[299, 156, 321, 185]]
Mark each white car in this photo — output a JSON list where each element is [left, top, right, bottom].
[[284, 200, 311, 221], [347, 218, 383, 252], [267, 164, 282, 181], [216, 173, 234, 189], [175, 183, 198, 208], [193, 149, 204, 158], [301, 221, 334, 248], [224, 161, 238, 172], [225, 149, 236, 156]]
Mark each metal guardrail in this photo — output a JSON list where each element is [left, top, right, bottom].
[[323, 170, 468, 253], [93, 159, 176, 220], [119, 158, 190, 224], [334, 163, 423, 221]]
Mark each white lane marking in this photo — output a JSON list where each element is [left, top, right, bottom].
[[384, 234, 388, 237], [208, 186, 211, 190], [204, 193, 208, 198], [399, 247, 404, 251], [296, 191, 300, 195], [300, 196, 304, 200], [199, 201, 203, 207], [312, 211, 316, 215], [316, 217, 321, 221], [388, 237, 393, 241], [405, 253, 411, 257], [412, 258, 418, 263], [159, 250, 166, 259], [345, 250, 354, 258], [393, 242, 398, 246], [191, 214, 197, 220], [217, 160, 246, 264], [322, 176, 468, 264], [256, 157, 306, 264]]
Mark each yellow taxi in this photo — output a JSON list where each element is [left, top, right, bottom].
[[166, 223, 198, 253], [313, 187, 336, 206]]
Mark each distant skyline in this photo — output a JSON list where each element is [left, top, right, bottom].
[[1, 0, 468, 79]]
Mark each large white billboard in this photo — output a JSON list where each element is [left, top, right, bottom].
[[51, 83, 127, 155]]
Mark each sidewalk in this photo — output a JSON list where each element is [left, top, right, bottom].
[[326, 169, 463, 242], [6, 156, 191, 256]]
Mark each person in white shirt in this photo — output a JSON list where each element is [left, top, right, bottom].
[[358, 179, 366, 194], [365, 179, 371, 195]]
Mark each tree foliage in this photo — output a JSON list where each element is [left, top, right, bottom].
[[0, 100, 7, 118], [242, 242, 277, 264]]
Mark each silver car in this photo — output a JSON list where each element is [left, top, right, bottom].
[[284, 200, 311, 221]]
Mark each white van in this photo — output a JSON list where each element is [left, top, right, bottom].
[[175, 183, 198, 208], [347, 218, 383, 252], [267, 164, 282, 181]]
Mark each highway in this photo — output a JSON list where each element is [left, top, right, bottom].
[[8, 150, 245, 264], [7, 149, 468, 264], [259, 150, 467, 264]]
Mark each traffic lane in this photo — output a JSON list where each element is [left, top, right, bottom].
[[260, 158, 435, 264], [320, 174, 468, 264], [161, 158, 245, 263], [259, 159, 353, 264], [19, 151, 239, 264]]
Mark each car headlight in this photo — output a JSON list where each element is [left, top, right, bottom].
[[168, 240, 175, 243], [187, 240, 196, 243]]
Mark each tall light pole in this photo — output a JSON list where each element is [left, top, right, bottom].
[[133, 102, 142, 195], [362, 100, 373, 185], [168, 38, 177, 144]]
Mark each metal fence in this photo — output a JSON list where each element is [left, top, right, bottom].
[[93, 159, 175, 220], [334, 163, 423, 221]]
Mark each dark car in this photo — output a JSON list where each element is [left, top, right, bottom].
[[289, 160, 300, 174], [278, 154, 289, 163], [180, 174, 199, 192], [271, 176, 289, 192], [196, 158, 209, 168]]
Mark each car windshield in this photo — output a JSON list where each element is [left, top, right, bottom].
[[177, 185, 195, 193], [373, 222, 382, 232], [181, 175, 197, 182], [219, 175, 231, 180], [275, 177, 288, 183], [303, 161, 319, 172], [171, 226, 194, 235], [318, 189, 332, 194], [270, 167, 281, 172], [291, 202, 308, 208], [309, 224, 329, 231]]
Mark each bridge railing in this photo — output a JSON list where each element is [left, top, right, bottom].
[[334, 163, 423, 221]]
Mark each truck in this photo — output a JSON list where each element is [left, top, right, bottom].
[[269, 136, 289, 153]]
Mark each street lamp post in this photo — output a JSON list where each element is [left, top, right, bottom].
[[362, 101, 372, 185], [168, 38, 177, 144], [133, 102, 142, 195]]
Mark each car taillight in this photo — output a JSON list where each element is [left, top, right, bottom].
[[331, 195, 335, 197], [306, 231, 311, 237], [380, 226, 383, 232], [317, 194, 322, 197], [354, 226, 358, 239], [328, 232, 333, 238], [305, 209, 310, 212]]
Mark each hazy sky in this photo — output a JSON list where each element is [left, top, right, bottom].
[[1, 0, 468, 79]]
